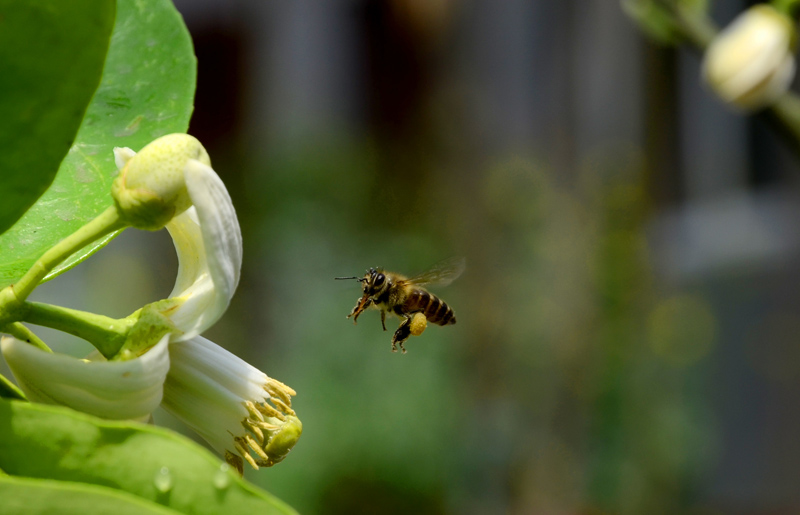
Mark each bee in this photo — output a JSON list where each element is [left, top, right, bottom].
[[336, 257, 465, 353]]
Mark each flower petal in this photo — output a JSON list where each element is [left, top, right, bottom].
[[161, 336, 266, 453], [164, 159, 242, 341], [165, 207, 215, 337], [184, 159, 242, 313], [1, 334, 170, 420], [113, 146, 136, 170], [161, 336, 300, 468]]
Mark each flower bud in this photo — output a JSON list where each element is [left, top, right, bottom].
[[702, 6, 796, 111], [111, 134, 211, 230]]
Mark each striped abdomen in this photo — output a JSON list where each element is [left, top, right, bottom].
[[401, 289, 456, 325]]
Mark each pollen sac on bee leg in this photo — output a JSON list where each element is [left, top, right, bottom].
[[409, 312, 427, 336]]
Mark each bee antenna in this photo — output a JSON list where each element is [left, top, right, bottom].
[[334, 276, 362, 281]]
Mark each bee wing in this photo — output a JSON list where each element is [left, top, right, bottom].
[[402, 257, 466, 288]]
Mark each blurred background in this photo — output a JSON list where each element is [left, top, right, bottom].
[[11, 0, 800, 513]]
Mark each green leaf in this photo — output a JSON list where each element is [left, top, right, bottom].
[[0, 400, 298, 515], [0, 0, 115, 235], [0, 475, 181, 515], [0, 0, 197, 289]]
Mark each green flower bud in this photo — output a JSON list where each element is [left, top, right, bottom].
[[111, 134, 211, 230]]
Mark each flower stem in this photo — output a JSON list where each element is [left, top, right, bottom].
[[773, 0, 800, 16], [672, 3, 716, 48], [765, 95, 800, 155], [2, 323, 50, 353], [11, 206, 125, 303], [21, 302, 133, 359]]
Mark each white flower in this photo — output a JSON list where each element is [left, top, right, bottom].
[[115, 142, 242, 341], [1, 137, 241, 420], [2, 137, 300, 469], [160, 336, 301, 472], [703, 5, 796, 111], [0, 334, 170, 420], [116, 142, 301, 472]]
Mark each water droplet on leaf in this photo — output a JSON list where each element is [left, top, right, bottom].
[[213, 464, 232, 490], [154, 466, 173, 493]]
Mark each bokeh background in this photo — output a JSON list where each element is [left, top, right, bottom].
[[11, 0, 800, 513]]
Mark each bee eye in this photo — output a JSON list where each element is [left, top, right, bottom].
[[374, 274, 385, 287]]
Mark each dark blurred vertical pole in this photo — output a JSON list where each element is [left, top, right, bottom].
[[677, 47, 748, 200], [643, 42, 682, 207], [246, 1, 361, 149], [357, 0, 448, 227], [571, 0, 645, 162]]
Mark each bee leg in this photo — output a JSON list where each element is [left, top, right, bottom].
[[381, 311, 387, 331], [348, 297, 372, 324], [391, 317, 412, 354]]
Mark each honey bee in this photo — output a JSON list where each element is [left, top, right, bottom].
[[336, 257, 465, 353]]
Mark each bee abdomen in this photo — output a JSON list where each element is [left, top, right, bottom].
[[404, 290, 456, 326]]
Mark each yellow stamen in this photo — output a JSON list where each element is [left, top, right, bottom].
[[244, 400, 265, 421], [265, 382, 293, 406], [244, 434, 270, 461], [269, 378, 297, 397], [243, 418, 264, 445], [233, 438, 259, 470], [271, 398, 295, 416], [252, 420, 280, 431], [256, 402, 286, 421]]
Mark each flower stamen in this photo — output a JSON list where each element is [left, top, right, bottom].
[[162, 337, 301, 473], [244, 434, 271, 462], [270, 398, 295, 416], [233, 437, 259, 470], [256, 402, 286, 421], [243, 419, 265, 445], [244, 400, 265, 421], [251, 420, 280, 431], [265, 378, 296, 405], [219, 388, 302, 471], [224, 451, 244, 475]]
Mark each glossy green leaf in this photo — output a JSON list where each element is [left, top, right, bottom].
[[0, 475, 180, 515], [0, 0, 197, 289], [0, 0, 115, 236], [0, 400, 297, 514]]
